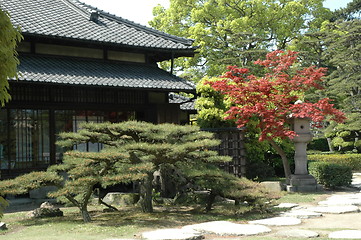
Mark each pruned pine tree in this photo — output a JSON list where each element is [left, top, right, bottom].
[[47, 150, 152, 222], [177, 162, 279, 212], [0, 150, 150, 222], [58, 121, 232, 213], [0, 171, 62, 218]]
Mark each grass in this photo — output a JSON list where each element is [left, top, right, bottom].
[[0, 191, 333, 240], [0, 203, 268, 240], [275, 191, 329, 204]]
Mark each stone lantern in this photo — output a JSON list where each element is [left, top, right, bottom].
[[287, 106, 320, 192], [293, 117, 313, 175]]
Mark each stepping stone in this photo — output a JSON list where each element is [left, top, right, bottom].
[[329, 230, 361, 239], [319, 199, 361, 206], [275, 203, 299, 208], [319, 193, 361, 206], [182, 221, 271, 236], [308, 205, 359, 214], [282, 210, 322, 219], [276, 229, 319, 238], [103, 239, 136, 240], [249, 217, 301, 226], [142, 228, 203, 240]]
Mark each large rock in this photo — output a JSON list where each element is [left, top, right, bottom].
[[0, 222, 7, 231], [27, 201, 63, 218], [260, 181, 283, 192], [276, 229, 319, 238], [282, 209, 322, 219], [182, 221, 271, 236], [329, 230, 361, 239], [142, 228, 203, 240], [249, 217, 302, 226], [307, 205, 359, 214], [102, 192, 139, 206], [275, 203, 299, 209], [319, 193, 361, 206]]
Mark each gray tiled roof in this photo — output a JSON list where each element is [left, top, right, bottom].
[[14, 55, 195, 92], [0, 0, 195, 51], [169, 93, 196, 111]]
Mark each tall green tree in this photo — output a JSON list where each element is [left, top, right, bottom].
[[0, 8, 22, 106], [322, 19, 361, 152], [288, 0, 361, 152], [150, 0, 330, 80]]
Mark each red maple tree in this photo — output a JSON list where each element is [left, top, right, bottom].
[[208, 50, 345, 179]]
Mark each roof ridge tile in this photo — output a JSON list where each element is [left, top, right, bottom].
[[68, 0, 194, 46]]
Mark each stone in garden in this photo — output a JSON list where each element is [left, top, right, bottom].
[[260, 181, 283, 192], [307, 205, 359, 214], [275, 203, 299, 208], [27, 201, 63, 218], [103, 192, 139, 206], [352, 173, 361, 189], [183, 221, 271, 236], [0, 222, 7, 231], [282, 209, 322, 219], [276, 229, 319, 238], [329, 230, 361, 239], [319, 193, 361, 206], [142, 228, 203, 240], [102, 239, 137, 240], [103, 239, 136, 240], [249, 217, 301, 226]]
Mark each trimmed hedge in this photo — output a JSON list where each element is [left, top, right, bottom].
[[308, 154, 361, 171], [308, 138, 329, 152], [309, 162, 352, 189]]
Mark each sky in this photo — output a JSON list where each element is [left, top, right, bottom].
[[81, 0, 353, 26]]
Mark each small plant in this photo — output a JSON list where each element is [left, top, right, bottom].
[[309, 162, 352, 189]]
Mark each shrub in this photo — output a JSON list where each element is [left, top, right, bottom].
[[309, 162, 352, 189], [246, 161, 275, 180], [308, 138, 329, 152], [308, 154, 361, 171]]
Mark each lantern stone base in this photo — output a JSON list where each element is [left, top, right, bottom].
[[287, 174, 323, 192]]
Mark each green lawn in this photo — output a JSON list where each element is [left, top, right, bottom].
[[0, 192, 332, 240]]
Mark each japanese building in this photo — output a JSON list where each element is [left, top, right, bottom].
[[0, 0, 197, 179]]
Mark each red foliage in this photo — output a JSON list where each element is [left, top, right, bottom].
[[208, 50, 346, 141]]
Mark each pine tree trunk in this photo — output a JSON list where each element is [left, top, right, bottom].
[[327, 137, 334, 152], [139, 172, 153, 213], [268, 139, 291, 184], [80, 207, 91, 223], [206, 192, 216, 212]]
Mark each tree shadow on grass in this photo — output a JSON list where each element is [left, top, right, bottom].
[[13, 204, 277, 229]]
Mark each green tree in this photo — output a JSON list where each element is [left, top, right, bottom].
[[178, 161, 278, 211], [208, 51, 345, 181], [290, 1, 361, 152], [0, 8, 22, 106], [0, 150, 148, 222], [322, 19, 361, 112], [195, 77, 278, 180], [65, 121, 231, 213], [150, 0, 330, 80], [195, 76, 235, 128]]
